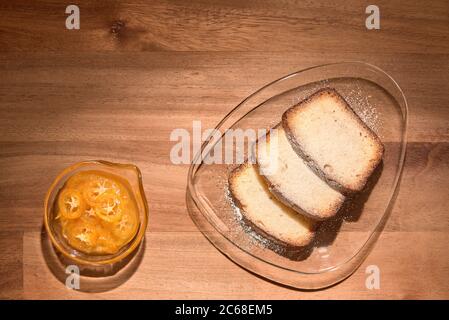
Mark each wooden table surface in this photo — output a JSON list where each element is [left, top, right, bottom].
[[0, 0, 448, 299]]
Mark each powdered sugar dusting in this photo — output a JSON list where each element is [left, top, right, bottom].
[[291, 81, 382, 135], [344, 84, 382, 134]]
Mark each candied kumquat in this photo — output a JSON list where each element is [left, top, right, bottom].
[[55, 170, 139, 255]]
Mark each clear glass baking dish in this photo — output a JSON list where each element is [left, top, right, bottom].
[[186, 62, 407, 289]]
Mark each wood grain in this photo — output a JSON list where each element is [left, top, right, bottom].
[[1, 1, 448, 53], [21, 231, 449, 299], [0, 0, 448, 299]]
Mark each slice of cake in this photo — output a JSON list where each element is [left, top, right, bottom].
[[228, 163, 315, 247], [282, 88, 384, 194], [255, 124, 345, 220]]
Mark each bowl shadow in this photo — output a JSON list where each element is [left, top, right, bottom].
[[40, 224, 145, 293]]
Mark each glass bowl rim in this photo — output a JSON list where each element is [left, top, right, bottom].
[[44, 160, 149, 266]]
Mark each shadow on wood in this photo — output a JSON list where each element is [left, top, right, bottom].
[[313, 161, 384, 248], [40, 224, 145, 293]]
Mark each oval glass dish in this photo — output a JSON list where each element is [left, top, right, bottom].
[[186, 62, 408, 289], [44, 160, 149, 268]]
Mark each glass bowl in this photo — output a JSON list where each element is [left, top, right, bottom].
[[44, 160, 149, 268], [186, 62, 408, 289]]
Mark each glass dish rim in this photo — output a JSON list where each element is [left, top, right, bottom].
[[43, 160, 149, 266], [186, 61, 408, 276]]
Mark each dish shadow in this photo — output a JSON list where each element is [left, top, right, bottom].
[[40, 224, 145, 293], [276, 243, 315, 261], [253, 161, 384, 261], [312, 161, 384, 248]]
